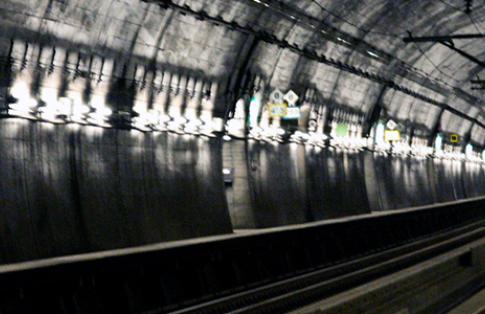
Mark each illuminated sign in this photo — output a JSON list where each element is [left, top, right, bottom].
[[284, 90, 299, 105], [270, 89, 284, 103], [450, 134, 460, 144], [384, 130, 401, 142], [249, 92, 262, 128], [269, 103, 287, 118], [434, 134, 443, 151], [336, 123, 349, 137], [283, 106, 300, 120], [386, 119, 397, 130]]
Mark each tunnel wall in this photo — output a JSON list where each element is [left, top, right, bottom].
[[0, 119, 232, 263], [1, 118, 485, 263], [225, 142, 370, 229], [224, 141, 485, 229], [1, 122, 378, 242]]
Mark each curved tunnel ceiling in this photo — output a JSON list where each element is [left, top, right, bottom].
[[1, 0, 485, 144]]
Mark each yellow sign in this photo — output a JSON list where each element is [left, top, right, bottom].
[[268, 103, 287, 118], [450, 134, 460, 143], [384, 130, 401, 142]]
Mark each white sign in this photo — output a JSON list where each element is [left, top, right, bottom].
[[384, 130, 401, 142], [284, 90, 299, 106], [270, 89, 284, 103], [283, 107, 301, 120], [386, 119, 397, 130]]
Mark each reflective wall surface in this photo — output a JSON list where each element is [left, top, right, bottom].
[[0, 119, 231, 263], [224, 141, 485, 229], [1, 119, 485, 264]]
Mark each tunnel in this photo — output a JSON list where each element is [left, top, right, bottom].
[[0, 0, 485, 313]]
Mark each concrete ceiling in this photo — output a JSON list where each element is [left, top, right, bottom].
[[1, 0, 485, 144]]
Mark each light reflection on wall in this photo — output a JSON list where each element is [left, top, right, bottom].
[[3, 39, 224, 140]]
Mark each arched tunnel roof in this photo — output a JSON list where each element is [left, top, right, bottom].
[[1, 0, 485, 144], [3, 4, 485, 311]]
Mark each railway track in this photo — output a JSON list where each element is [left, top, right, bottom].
[[2, 197, 485, 314], [170, 220, 485, 314]]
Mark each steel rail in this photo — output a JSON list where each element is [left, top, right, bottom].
[[168, 220, 485, 314]]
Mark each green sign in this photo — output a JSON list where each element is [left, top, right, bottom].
[[336, 123, 349, 137]]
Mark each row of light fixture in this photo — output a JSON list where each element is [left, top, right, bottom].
[[224, 100, 485, 163], [2, 39, 225, 137], [5, 81, 225, 137]]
